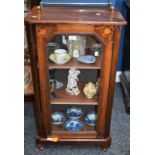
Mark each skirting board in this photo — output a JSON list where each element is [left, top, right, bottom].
[[115, 71, 122, 83]]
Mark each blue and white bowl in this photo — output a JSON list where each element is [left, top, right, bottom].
[[77, 55, 96, 64], [65, 119, 83, 132], [51, 112, 66, 125], [66, 106, 83, 119], [85, 111, 97, 126]]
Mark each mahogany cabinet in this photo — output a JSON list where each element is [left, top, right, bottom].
[[25, 6, 126, 150]]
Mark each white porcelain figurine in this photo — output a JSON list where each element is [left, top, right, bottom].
[[66, 68, 80, 96]]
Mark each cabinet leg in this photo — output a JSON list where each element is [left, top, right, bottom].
[[103, 148, 108, 152], [100, 144, 109, 152], [100, 146, 108, 152], [37, 144, 44, 151]]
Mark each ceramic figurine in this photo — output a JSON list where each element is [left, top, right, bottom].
[[66, 68, 80, 96], [49, 78, 56, 98], [83, 82, 97, 98]]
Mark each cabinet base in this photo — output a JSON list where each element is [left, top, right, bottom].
[[35, 133, 111, 149]]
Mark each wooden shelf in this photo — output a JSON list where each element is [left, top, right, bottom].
[[51, 105, 97, 138], [51, 83, 98, 105], [24, 65, 34, 95], [51, 124, 97, 139], [48, 57, 102, 70]]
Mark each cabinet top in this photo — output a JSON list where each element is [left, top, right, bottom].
[[25, 6, 126, 25]]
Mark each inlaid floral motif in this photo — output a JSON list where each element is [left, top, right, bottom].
[[95, 26, 114, 42], [36, 25, 56, 41]]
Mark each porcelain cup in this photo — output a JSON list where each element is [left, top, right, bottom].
[[54, 49, 67, 61]]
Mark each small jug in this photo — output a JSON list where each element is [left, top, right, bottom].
[[83, 82, 97, 99]]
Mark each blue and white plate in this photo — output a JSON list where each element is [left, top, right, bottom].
[[65, 120, 83, 132], [51, 112, 66, 125], [66, 106, 83, 119], [85, 111, 97, 126], [77, 55, 96, 64]]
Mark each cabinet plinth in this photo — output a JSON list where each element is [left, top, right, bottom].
[[25, 6, 126, 149]]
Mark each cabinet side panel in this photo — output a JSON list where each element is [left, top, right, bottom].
[[35, 25, 53, 137], [104, 26, 122, 137], [25, 23, 45, 137], [95, 25, 114, 137]]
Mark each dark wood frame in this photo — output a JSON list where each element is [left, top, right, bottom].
[[25, 6, 126, 150]]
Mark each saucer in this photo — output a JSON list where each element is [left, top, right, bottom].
[[66, 106, 83, 119], [51, 112, 66, 125], [85, 111, 97, 126], [65, 120, 83, 132], [49, 53, 71, 64], [77, 55, 96, 64]]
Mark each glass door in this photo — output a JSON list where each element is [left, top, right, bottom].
[[46, 34, 104, 138]]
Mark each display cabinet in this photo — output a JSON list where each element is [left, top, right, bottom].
[[25, 6, 126, 150]]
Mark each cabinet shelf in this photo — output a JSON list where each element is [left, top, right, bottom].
[[48, 57, 102, 70], [51, 124, 97, 139], [51, 83, 98, 105], [51, 105, 97, 138]]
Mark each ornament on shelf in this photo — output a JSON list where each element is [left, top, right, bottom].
[[91, 43, 102, 57], [66, 68, 80, 96], [49, 78, 56, 98], [63, 35, 86, 57], [49, 70, 56, 98], [83, 82, 97, 99]]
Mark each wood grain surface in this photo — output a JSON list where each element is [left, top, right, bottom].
[[25, 6, 126, 25]]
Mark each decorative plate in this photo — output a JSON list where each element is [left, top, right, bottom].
[[51, 112, 66, 125], [65, 119, 83, 132], [66, 106, 83, 119], [77, 55, 96, 64], [49, 53, 71, 64], [85, 111, 97, 126]]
